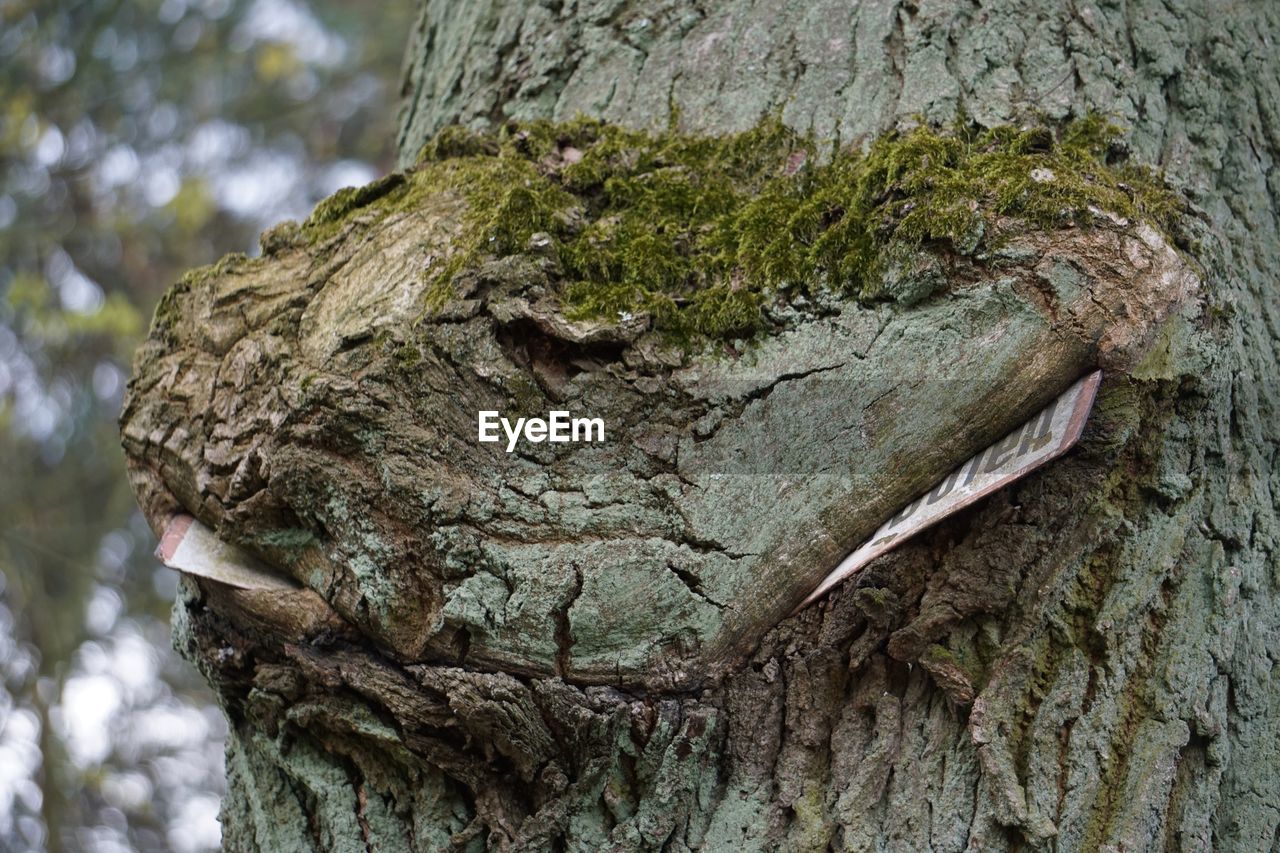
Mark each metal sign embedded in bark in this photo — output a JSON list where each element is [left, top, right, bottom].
[[796, 370, 1102, 611], [157, 514, 295, 591], [156, 373, 1101, 610]]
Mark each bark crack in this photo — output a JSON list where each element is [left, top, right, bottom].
[[665, 561, 729, 610], [554, 563, 584, 678]]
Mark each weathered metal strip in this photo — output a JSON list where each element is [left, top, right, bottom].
[[796, 370, 1102, 612], [156, 514, 296, 591]]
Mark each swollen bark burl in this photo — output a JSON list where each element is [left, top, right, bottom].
[[121, 117, 1197, 691], [127, 2, 1280, 847]]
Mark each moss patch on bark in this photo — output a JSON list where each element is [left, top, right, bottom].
[[368, 115, 1178, 342]]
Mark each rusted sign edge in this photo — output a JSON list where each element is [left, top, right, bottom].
[[156, 513, 297, 591], [795, 370, 1103, 613]]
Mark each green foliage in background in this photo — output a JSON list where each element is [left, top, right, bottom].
[[0, 0, 412, 850]]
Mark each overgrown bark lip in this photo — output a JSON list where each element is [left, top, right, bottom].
[[120, 168, 1199, 692]]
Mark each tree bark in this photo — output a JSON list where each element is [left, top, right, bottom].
[[124, 1, 1280, 850]]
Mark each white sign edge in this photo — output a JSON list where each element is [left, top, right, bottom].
[[794, 370, 1103, 613], [157, 514, 297, 591]]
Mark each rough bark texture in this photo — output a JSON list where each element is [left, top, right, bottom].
[[124, 1, 1280, 850]]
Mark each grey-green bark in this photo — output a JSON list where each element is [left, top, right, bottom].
[[123, 1, 1280, 850]]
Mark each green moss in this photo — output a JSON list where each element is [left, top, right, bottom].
[[789, 784, 833, 849], [259, 219, 304, 255], [414, 155, 580, 312], [149, 280, 188, 338], [151, 252, 259, 338], [416, 124, 499, 161], [301, 172, 410, 243], [392, 344, 422, 370], [180, 251, 255, 287], [306, 174, 405, 226], [319, 114, 1185, 343]]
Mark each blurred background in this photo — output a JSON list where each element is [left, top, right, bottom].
[[0, 0, 414, 848]]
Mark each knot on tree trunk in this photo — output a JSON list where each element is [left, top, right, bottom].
[[121, 120, 1199, 691]]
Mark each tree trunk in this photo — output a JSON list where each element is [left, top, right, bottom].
[[123, 1, 1280, 850]]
